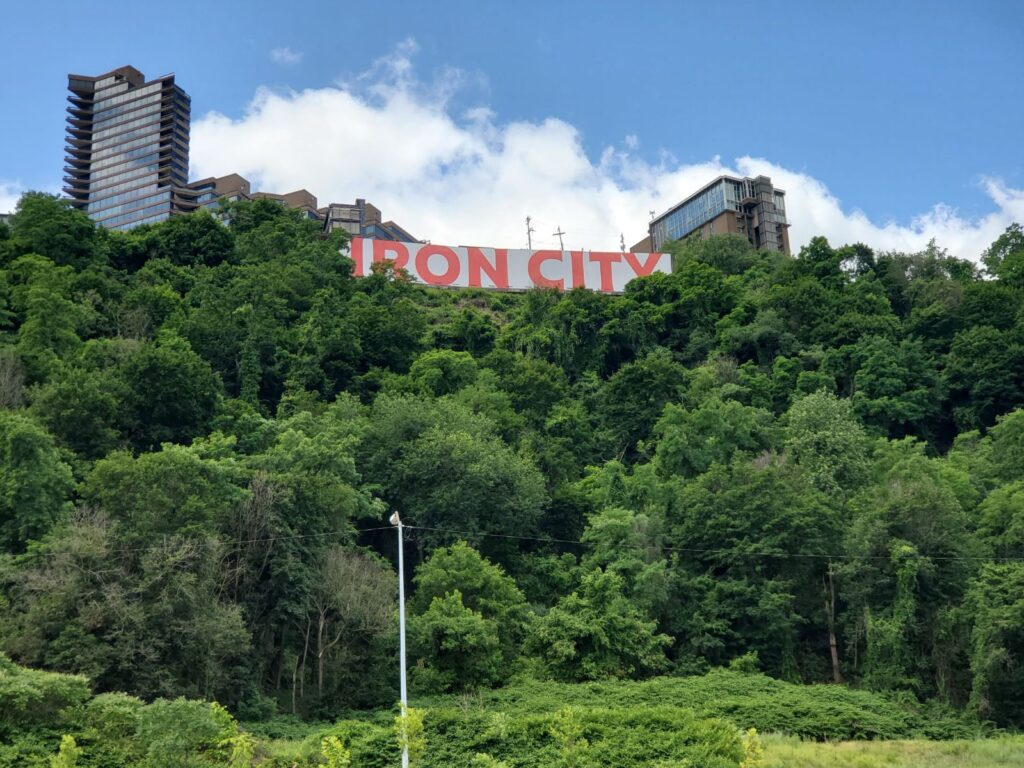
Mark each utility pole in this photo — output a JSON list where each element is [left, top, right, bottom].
[[553, 226, 566, 252], [526, 216, 536, 249], [389, 511, 409, 768], [620, 233, 626, 254]]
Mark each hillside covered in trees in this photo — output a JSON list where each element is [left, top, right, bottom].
[[2, 193, 1024, 763]]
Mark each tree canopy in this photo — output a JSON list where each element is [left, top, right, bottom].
[[2, 194, 1024, 731]]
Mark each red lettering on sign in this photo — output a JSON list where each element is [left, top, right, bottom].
[[528, 250, 565, 290], [588, 252, 621, 292], [350, 237, 365, 276], [468, 247, 509, 289], [373, 240, 409, 271], [624, 252, 663, 278], [570, 251, 586, 288], [416, 245, 461, 286]]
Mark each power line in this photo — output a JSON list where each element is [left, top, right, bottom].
[[8, 521, 1022, 566], [402, 524, 1024, 564], [9, 526, 397, 561]]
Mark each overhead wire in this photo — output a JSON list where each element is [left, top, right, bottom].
[[7, 521, 1022, 565], [401, 524, 1024, 564], [7, 525, 397, 561]]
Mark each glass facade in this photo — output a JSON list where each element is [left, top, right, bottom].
[[650, 175, 790, 254], [652, 180, 730, 246], [64, 66, 192, 230]]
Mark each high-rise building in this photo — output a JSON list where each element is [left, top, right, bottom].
[[63, 66, 425, 241], [639, 175, 790, 254], [64, 66, 192, 230]]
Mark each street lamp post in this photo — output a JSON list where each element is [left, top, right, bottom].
[[389, 511, 409, 768]]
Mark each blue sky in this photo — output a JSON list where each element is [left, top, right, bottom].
[[1, 0, 1022, 256]]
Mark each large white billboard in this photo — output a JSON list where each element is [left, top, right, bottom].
[[346, 238, 671, 293]]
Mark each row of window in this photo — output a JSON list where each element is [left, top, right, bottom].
[[93, 82, 164, 118], [91, 193, 171, 227], [89, 162, 161, 194], [90, 152, 162, 182], [92, 102, 161, 142], [87, 183, 160, 213], [93, 75, 123, 91], [655, 182, 730, 244], [113, 211, 170, 231], [93, 112, 162, 150], [92, 142, 163, 173], [92, 92, 163, 130], [92, 131, 165, 162]]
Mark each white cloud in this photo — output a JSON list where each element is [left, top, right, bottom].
[[193, 44, 1024, 260], [270, 46, 303, 66], [0, 180, 23, 214]]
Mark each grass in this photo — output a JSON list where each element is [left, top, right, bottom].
[[761, 734, 1024, 768]]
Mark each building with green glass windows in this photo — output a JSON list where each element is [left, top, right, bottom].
[[64, 66, 193, 230]]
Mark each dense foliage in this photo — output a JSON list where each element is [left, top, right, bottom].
[[3, 193, 1024, 759], [1, 656, 981, 766]]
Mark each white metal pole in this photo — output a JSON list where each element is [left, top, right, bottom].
[[392, 511, 410, 768]]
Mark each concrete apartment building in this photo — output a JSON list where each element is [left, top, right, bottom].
[[320, 198, 418, 241], [187, 175, 418, 240], [186, 174, 322, 221], [636, 175, 791, 254], [64, 66, 193, 230]]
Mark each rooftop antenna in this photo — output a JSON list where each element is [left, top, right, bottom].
[[526, 216, 536, 249], [553, 226, 566, 252], [620, 233, 626, 254], [649, 209, 655, 220]]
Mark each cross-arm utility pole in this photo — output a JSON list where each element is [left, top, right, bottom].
[[553, 226, 566, 252], [526, 216, 535, 249]]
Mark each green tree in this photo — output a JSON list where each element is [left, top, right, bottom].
[[784, 391, 870, 498], [654, 397, 775, 478], [410, 349, 479, 396], [841, 440, 977, 697], [667, 456, 834, 677], [410, 541, 528, 663], [360, 395, 547, 562], [848, 336, 943, 439], [135, 698, 238, 768], [321, 735, 352, 768], [944, 326, 1023, 429], [4, 192, 98, 269], [580, 507, 668, 617], [527, 569, 671, 681], [50, 734, 82, 768], [395, 705, 426, 768], [121, 332, 223, 450], [29, 363, 125, 458], [136, 208, 235, 268], [0, 411, 74, 552], [410, 590, 504, 691], [982, 222, 1024, 286], [965, 563, 1024, 726], [8, 255, 86, 381], [600, 347, 686, 457]]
